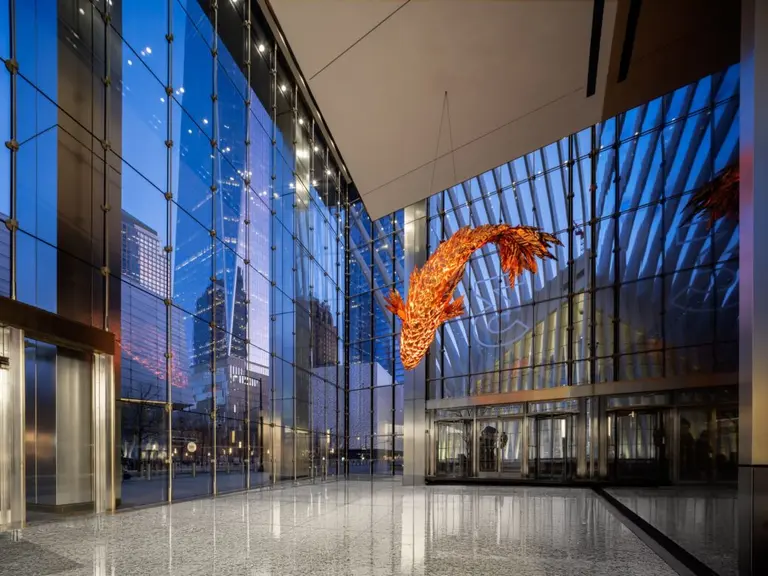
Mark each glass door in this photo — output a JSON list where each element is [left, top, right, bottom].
[[613, 410, 664, 482], [532, 415, 574, 481], [435, 420, 471, 477], [478, 421, 499, 474], [499, 418, 523, 476]]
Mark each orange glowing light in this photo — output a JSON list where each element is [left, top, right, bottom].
[[684, 163, 739, 228], [386, 224, 560, 370]]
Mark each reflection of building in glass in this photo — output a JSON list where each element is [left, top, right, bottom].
[[295, 297, 339, 367], [121, 210, 192, 405]]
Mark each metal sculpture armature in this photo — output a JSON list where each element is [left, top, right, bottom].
[[385, 224, 561, 370], [684, 163, 739, 228]]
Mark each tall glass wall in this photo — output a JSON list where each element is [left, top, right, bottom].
[[1, 0, 346, 508], [347, 205, 405, 474], [423, 65, 739, 399]]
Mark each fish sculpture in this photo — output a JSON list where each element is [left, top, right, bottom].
[[385, 224, 561, 370]]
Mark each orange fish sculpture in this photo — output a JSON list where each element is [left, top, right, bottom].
[[385, 224, 561, 370]]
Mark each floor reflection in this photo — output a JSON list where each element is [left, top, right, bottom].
[[1, 482, 677, 576], [607, 486, 738, 576]]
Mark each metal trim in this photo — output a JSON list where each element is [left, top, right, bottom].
[[0, 296, 115, 355], [425, 372, 736, 410]]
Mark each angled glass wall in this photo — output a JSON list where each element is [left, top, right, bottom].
[[1, 0, 347, 512], [423, 64, 739, 399]]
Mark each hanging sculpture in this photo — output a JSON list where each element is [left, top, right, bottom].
[[683, 163, 739, 228], [385, 224, 561, 370]]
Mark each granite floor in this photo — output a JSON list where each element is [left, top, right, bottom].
[[1, 482, 676, 576], [607, 486, 738, 576]]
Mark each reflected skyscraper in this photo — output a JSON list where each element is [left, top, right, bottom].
[[121, 210, 191, 405]]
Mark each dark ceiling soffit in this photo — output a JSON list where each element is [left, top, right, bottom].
[[256, 0, 356, 195], [587, 0, 606, 97], [618, 0, 643, 82], [0, 296, 116, 356]]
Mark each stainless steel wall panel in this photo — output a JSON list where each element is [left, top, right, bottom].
[[0, 327, 26, 531], [403, 201, 428, 486], [55, 347, 92, 507]]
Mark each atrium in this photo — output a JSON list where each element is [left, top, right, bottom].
[[0, 1, 763, 575]]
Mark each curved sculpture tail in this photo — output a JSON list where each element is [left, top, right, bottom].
[[496, 226, 561, 288]]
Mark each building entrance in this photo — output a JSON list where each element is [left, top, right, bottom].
[[609, 410, 668, 483], [435, 420, 472, 478], [477, 418, 524, 477], [528, 415, 576, 481]]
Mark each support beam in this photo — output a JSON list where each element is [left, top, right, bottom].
[[402, 200, 428, 485]]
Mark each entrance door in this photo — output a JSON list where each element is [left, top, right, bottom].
[[612, 410, 665, 482], [477, 418, 524, 477], [529, 415, 574, 481], [499, 419, 524, 476], [435, 421, 471, 477]]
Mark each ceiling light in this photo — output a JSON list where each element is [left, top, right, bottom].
[[258, 44, 265, 53], [127, 59, 133, 66], [325, 169, 331, 176], [79, 7, 85, 15], [280, 84, 287, 92], [312, 180, 318, 186], [145, 46, 152, 54], [179, 87, 185, 94], [298, 118, 304, 125], [202, 118, 209, 125], [313, 145, 319, 153], [160, 97, 165, 103], [188, 129, 192, 134]]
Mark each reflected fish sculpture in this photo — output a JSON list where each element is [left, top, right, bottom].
[[385, 224, 560, 370], [683, 163, 739, 228]]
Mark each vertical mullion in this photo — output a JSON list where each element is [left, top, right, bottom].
[[164, 0, 174, 502], [210, 0, 220, 496], [269, 41, 278, 486], [343, 191, 350, 477], [567, 135, 574, 386], [6, 0, 17, 300], [291, 85, 298, 484], [589, 126, 597, 384], [243, 0, 253, 491], [612, 120, 620, 382]]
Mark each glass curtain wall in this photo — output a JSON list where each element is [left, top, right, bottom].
[[347, 205, 405, 475], [1, 0, 346, 509], [422, 65, 740, 399]]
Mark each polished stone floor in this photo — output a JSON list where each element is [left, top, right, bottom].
[[1, 482, 676, 576], [607, 486, 738, 576]]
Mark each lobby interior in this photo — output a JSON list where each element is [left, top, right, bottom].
[[0, 1, 765, 575]]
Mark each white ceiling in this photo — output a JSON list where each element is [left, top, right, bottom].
[[270, 0, 619, 220]]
